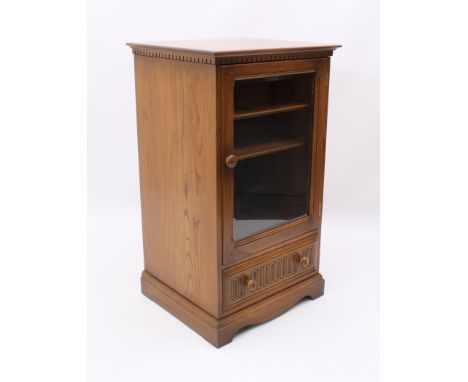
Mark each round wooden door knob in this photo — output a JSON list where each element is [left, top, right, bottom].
[[225, 154, 238, 168]]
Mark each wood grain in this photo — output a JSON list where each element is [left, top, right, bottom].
[[311, 58, 331, 221], [221, 59, 329, 265], [223, 235, 319, 313], [141, 270, 325, 347], [127, 38, 341, 65], [134, 55, 220, 317], [130, 39, 340, 345]]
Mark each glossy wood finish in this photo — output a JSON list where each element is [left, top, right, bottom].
[[221, 59, 330, 265], [129, 38, 340, 54], [223, 235, 319, 313], [234, 102, 309, 120], [130, 39, 339, 347], [233, 139, 303, 162], [128, 38, 341, 65], [141, 269, 325, 348], [133, 55, 221, 316]]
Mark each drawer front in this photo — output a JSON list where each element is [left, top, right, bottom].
[[223, 235, 319, 313]]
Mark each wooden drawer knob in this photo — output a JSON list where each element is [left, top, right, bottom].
[[297, 254, 310, 267], [241, 275, 256, 290], [225, 154, 238, 168]]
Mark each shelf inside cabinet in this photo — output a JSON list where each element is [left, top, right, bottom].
[[234, 139, 303, 161], [234, 102, 310, 120], [233, 110, 310, 161]]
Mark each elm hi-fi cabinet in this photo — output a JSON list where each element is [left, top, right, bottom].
[[128, 38, 341, 347]]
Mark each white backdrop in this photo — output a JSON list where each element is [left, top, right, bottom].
[[88, 0, 379, 381]]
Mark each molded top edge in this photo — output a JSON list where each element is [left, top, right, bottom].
[[126, 38, 341, 57]]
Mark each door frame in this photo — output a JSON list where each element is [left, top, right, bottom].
[[221, 58, 330, 265]]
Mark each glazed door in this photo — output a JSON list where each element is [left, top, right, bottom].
[[222, 59, 330, 265]]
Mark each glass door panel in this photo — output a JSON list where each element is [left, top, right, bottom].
[[232, 72, 314, 241]]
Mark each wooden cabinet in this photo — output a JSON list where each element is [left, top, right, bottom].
[[128, 38, 340, 347]]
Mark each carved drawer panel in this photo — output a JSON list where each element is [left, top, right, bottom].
[[223, 235, 318, 313]]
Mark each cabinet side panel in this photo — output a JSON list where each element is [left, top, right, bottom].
[[134, 56, 219, 317]]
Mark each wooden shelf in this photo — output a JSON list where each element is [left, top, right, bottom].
[[235, 139, 303, 161], [234, 102, 309, 120]]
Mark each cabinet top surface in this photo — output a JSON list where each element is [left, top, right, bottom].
[[127, 38, 341, 55]]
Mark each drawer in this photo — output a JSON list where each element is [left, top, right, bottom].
[[223, 235, 319, 313]]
